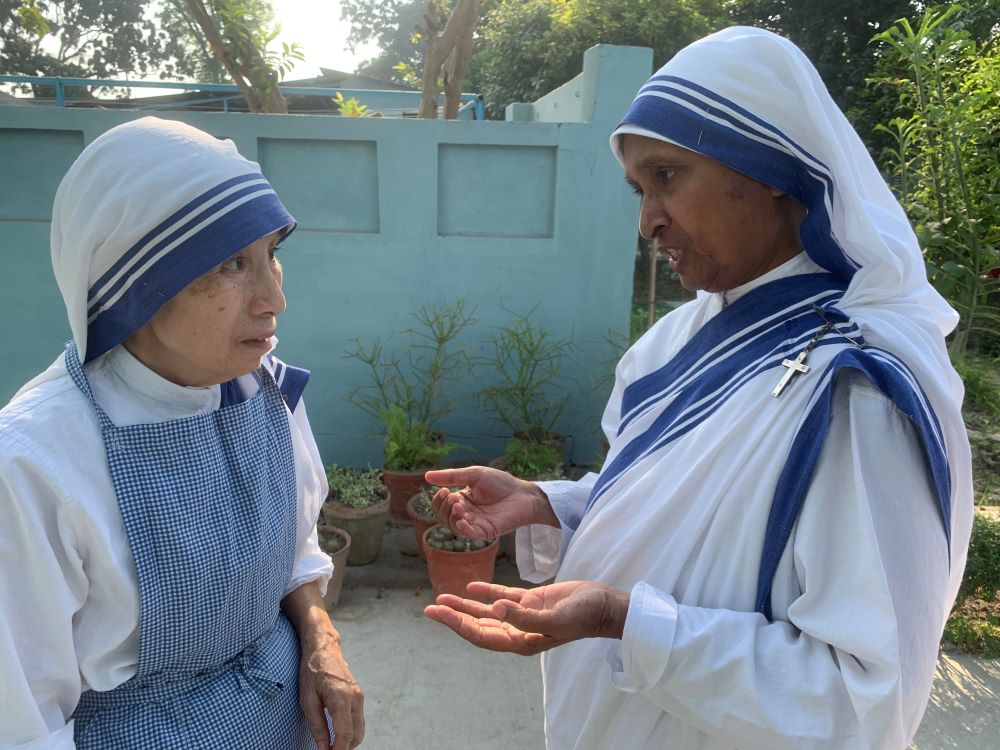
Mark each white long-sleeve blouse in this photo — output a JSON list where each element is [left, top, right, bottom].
[[0, 344, 332, 749]]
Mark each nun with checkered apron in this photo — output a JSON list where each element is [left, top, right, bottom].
[[0, 118, 364, 749], [423, 27, 974, 749]]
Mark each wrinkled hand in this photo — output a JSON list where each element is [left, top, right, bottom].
[[424, 466, 557, 541], [424, 581, 630, 656], [299, 633, 365, 750]]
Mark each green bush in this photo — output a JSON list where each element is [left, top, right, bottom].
[[504, 436, 564, 480], [961, 512, 1000, 601], [381, 404, 460, 472], [955, 360, 1000, 420], [325, 464, 386, 509]]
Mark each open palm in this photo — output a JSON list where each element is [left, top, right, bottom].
[[424, 581, 629, 656]]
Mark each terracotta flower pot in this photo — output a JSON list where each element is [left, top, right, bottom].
[[318, 523, 351, 608], [321, 496, 390, 566], [381, 467, 431, 524], [423, 525, 499, 600], [406, 491, 438, 559]]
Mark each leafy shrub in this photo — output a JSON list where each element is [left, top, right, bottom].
[[381, 404, 459, 472], [325, 464, 386, 509], [961, 513, 1000, 601], [504, 436, 565, 480]]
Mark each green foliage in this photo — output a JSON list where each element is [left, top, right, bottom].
[[960, 513, 1000, 601], [943, 607, 1000, 657], [956, 359, 1000, 420], [504, 435, 564, 480], [2, 0, 172, 85], [381, 404, 461, 471], [333, 91, 377, 117], [946, 511, 1000, 657], [476, 307, 573, 440], [472, 0, 724, 118], [345, 299, 476, 433], [870, 5, 1000, 359], [412, 487, 436, 519], [729, 0, 917, 117], [155, 0, 284, 83], [325, 464, 387, 509]]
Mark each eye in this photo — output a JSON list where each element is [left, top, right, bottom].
[[269, 245, 282, 262], [656, 169, 675, 184], [221, 255, 244, 272]]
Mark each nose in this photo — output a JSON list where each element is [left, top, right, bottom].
[[251, 263, 286, 317], [638, 196, 670, 241]]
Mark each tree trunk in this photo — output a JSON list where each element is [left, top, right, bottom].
[[183, 0, 287, 114], [443, 0, 479, 119], [419, 0, 478, 120]]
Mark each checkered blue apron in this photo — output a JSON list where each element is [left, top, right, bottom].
[[64, 343, 312, 749]]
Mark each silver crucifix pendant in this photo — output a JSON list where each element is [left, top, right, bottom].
[[771, 350, 811, 397]]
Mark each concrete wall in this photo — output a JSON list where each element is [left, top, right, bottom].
[[0, 45, 652, 467]]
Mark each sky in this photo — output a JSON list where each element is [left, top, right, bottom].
[[268, 0, 382, 80]]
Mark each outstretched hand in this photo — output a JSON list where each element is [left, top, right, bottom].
[[424, 466, 558, 541], [424, 581, 630, 656]]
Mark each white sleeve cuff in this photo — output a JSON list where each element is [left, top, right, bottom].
[[608, 581, 679, 694], [514, 479, 589, 582], [285, 526, 333, 596]]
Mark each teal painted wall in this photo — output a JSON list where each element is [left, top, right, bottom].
[[0, 45, 653, 467]]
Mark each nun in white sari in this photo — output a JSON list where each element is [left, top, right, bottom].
[[424, 27, 974, 749], [0, 118, 363, 749]]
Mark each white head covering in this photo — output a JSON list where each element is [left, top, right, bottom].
[[610, 27, 971, 577], [50, 116, 295, 363]]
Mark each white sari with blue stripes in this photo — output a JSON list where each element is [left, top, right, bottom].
[[515, 25, 973, 750]]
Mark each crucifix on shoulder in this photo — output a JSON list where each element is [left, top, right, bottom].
[[771, 350, 811, 397], [770, 319, 836, 398]]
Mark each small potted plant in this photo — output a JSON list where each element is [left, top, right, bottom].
[[423, 524, 499, 599], [344, 300, 476, 522], [405, 487, 439, 558], [380, 405, 460, 522], [317, 523, 352, 608], [477, 307, 574, 481], [322, 464, 390, 566]]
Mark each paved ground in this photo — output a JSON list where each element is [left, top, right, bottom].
[[329, 525, 1000, 749]]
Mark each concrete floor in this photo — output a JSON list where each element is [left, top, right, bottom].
[[329, 525, 1000, 750]]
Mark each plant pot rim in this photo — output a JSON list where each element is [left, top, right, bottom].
[[423, 524, 499, 555], [324, 495, 390, 519], [406, 491, 437, 522]]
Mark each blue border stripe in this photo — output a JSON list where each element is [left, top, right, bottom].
[[621, 77, 859, 280], [266, 354, 309, 411], [643, 75, 833, 177], [587, 275, 851, 512], [754, 348, 952, 619], [620, 275, 847, 424], [87, 181, 277, 320], [85, 191, 293, 361], [88, 173, 265, 303]]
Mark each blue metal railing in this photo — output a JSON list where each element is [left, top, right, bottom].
[[0, 76, 487, 120]]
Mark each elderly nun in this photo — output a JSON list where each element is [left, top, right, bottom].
[[0, 117, 363, 749], [423, 27, 974, 749]]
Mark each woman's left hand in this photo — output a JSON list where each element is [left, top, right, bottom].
[[298, 630, 365, 750], [283, 582, 364, 749]]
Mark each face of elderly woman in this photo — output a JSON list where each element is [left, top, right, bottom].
[[622, 134, 804, 293], [123, 230, 286, 386]]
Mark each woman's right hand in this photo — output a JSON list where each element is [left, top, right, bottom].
[[424, 466, 559, 541]]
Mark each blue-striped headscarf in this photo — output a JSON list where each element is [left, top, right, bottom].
[[51, 117, 295, 363]]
